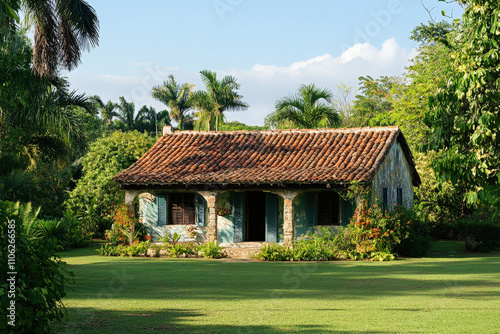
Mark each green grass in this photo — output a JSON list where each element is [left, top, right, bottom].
[[57, 241, 500, 333]]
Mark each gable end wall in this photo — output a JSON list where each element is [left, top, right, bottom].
[[371, 141, 414, 209]]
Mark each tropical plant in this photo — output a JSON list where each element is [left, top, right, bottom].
[[115, 96, 142, 130], [198, 241, 224, 259], [265, 83, 341, 129], [192, 70, 249, 131], [0, 0, 99, 77], [425, 0, 500, 211], [90, 95, 118, 125], [0, 200, 72, 333], [152, 75, 193, 130]]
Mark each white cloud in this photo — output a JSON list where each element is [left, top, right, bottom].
[[68, 38, 416, 126]]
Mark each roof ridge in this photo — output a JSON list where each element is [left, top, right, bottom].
[[167, 126, 400, 136]]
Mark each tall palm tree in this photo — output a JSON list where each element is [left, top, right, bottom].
[[191, 70, 249, 131], [151, 75, 193, 130], [115, 96, 143, 130], [265, 83, 341, 129], [90, 95, 118, 125], [2, 0, 100, 77]]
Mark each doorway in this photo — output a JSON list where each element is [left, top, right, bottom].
[[244, 191, 266, 241]]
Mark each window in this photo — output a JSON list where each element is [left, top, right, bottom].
[[397, 188, 403, 207], [382, 188, 388, 213], [317, 191, 340, 225], [169, 193, 195, 225]]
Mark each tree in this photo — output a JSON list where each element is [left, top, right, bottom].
[[192, 70, 249, 131], [152, 75, 193, 130], [425, 0, 500, 209], [391, 21, 455, 151], [115, 96, 144, 131], [218, 121, 268, 131], [333, 82, 355, 128], [90, 95, 118, 125], [351, 75, 398, 127], [0, 0, 99, 77], [265, 83, 341, 129], [66, 131, 155, 236]]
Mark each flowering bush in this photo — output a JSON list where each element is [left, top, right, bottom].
[[105, 205, 139, 246]]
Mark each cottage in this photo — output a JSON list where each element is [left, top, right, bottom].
[[113, 126, 420, 245]]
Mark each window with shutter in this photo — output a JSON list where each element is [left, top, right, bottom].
[[397, 188, 403, 207], [169, 193, 195, 225]]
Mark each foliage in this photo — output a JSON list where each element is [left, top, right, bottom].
[[350, 75, 398, 127], [456, 211, 500, 252], [218, 121, 269, 131], [426, 1, 500, 211], [0, 0, 99, 77], [192, 70, 249, 131], [98, 241, 151, 257], [0, 200, 71, 333], [265, 83, 341, 129], [165, 242, 198, 258], [152, 75, 193, 130], [413, 151, 468, 237], [197, 241, 224, 259], [255, 243, 292, 261], [391, 21, 454, 151], [66, 131, 155, 236]]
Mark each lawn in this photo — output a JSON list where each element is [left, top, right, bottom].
[[57, 241, 500, 333]]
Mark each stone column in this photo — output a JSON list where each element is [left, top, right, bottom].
[[197, 191, 218, 243], [270, 190, 300, 246], [124, 190, 141, 220]]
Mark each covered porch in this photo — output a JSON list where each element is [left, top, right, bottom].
[[124, 187, 356, 246]]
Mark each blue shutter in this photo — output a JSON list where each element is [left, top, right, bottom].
[[340, 198, 354, 226], [265, 193, 278, 242], [195, 194, 206, 226], [157, 195, 167, 226], [142, 197, 158, 226], [305, 192, 317, 226], [232, 192, 244, 243]]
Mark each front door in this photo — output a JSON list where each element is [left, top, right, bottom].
[[244, 191, 266, 241]]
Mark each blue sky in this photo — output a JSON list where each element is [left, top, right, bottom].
[[67, 0, 464, 126]]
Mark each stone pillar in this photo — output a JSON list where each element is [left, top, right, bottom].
[[124, 190, 141, 220], [270, 190, 300, 246], [197, 191, 218, 243]]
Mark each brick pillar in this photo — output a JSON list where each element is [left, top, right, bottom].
[[197, 191, 218, 243]]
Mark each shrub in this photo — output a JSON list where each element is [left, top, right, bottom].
[[165, 242, 198, 258], [0, 200, 71, 333], [97, 241, 151, 257], [457, 218, 500, 252], [67, 131, 155, 237], [256, 243, 292, 261], [198, 241, 224, 259]]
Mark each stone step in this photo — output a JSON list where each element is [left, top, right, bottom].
[[222, 247, 261, 258]]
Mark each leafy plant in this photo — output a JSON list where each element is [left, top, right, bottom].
[[66, 131, 155, 236], [198, 241, 224, 259]]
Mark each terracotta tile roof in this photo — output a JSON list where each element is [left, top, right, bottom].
[[114, 126, 420, 186]]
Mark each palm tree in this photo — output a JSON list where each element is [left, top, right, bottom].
[[115, 96, 142, 130], [151, 75, 193, 130], [191, 70, 249, 131], [90, 96, 118, 125], [1, 0, 100, 77], [265, 83, 341, 129]]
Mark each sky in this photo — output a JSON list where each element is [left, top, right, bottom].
[[66, 0, 464, 126]]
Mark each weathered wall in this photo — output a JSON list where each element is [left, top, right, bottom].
[[371, 141, 414, 209]]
